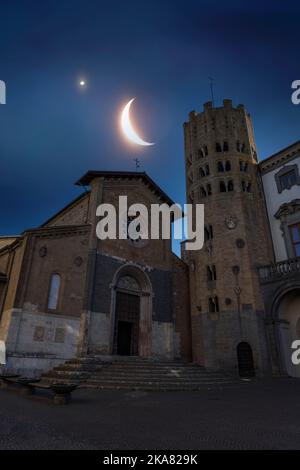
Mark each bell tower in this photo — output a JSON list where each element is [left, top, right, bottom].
[[183, 99, 273, 374]]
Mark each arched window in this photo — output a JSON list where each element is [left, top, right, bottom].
[[242, 181, 251, 192], [205, 164, 210, 176], [216, 142, 222, 152], [206, 183, 212, 196], [47, 274, 61, 310], [204, 145, 208, 156], [223, 141, 229, 152], [236, 141, 241, 152], [207, 265, 217, 281], [199, 186, 207, 198], [217, 161, 224, 172], [204, 225, 213, 241], [227, 180, 234, 192], [208, 296, 219, 313], [239, 160, 248, 172], [219, 181, 227, 192], [197, 149, 204, 159], [241, 143, 246, 153], [204, 227, 210, 242], [225, 161, 231, 171], [199, 167, 205, 178]]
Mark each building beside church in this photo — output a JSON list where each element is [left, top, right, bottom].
[[259, 141, 300, 377], [0, 99, 299, 379]]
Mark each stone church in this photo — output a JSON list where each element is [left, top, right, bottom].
[[0, 99, 299, 379], [0, 171, 191, 374]]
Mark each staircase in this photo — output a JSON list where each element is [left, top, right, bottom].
[[41, 356, 246, 391]]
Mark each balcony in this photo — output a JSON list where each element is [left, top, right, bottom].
[[258, 257, 300, 283]]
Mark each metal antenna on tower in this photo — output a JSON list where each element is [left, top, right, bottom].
[[208, 77, 215, 107], [133, 158, 140, 171]]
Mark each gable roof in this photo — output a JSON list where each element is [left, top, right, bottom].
[[41, 191, 89, 227], [75, 171, 175, 206]]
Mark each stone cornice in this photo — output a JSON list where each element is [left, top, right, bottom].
[[23, 224, 92, 239], [260, 141, 300, 175], [274, 199, 300, 219]]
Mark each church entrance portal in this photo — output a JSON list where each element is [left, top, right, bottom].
[[110, 265, 153, 357], [114, 291, 140, 356]]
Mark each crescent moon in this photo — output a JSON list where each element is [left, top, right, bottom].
[[121, 98, 154, 146]]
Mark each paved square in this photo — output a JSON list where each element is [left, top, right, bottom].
[[0, 378, 300, 450]]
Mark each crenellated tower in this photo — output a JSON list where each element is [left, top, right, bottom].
[[183, 99, 273, 374]]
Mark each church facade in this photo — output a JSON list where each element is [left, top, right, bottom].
[[0, 172, 191, 374], [0, 99, 299, 378]]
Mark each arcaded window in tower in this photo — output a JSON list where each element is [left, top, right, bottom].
[[47, 274, 61, 310], [217, 162, 224, 172], [227, 180, 234, 192], [197, 149, 204, 159], [239, 160, 248, 172], [225, 161, 231, 171], [242, 181, 251, 192], [216, 142, 222, 152], [199, 186, 207, 198], [199, 167, 205, 178], [219, 181, 227, 192]]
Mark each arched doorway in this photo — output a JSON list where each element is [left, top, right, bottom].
[[237, 342, 255, 377], [275, 288, 300, 377], [110, 265, 153, 357]]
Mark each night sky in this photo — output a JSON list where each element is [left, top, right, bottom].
[[0, 0, 299, 249]]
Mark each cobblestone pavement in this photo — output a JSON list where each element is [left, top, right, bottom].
[[0, 378, 300, 449]]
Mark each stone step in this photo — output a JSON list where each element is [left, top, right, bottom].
[[95, 365, 207, 372], [52, 365, 103, 372], [91, 370, 227, 379], [41, 356, 244, 391], [65, 358, 188, 365], [84, 382, 243, 391], [87, 375, 234, 383]]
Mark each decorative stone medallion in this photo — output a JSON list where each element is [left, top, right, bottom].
[[225, 215, 238, 230], [74, 256, 83, 267], [236, 238, 245, 248]]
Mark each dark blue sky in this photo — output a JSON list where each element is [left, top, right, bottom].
[[0, 0, 299, 239]]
